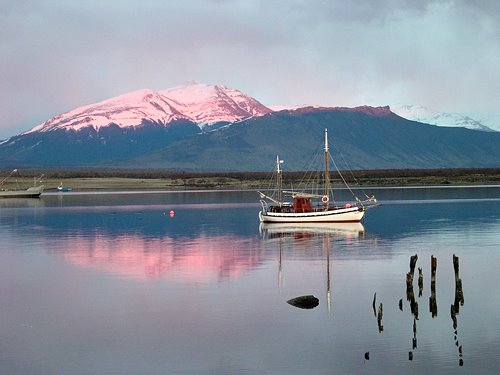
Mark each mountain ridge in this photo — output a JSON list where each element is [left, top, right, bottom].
[[24, 82, 272, 135], [1, 106, 499, 171], [117, 108, 500, 171], [1, 83, 498, 171]]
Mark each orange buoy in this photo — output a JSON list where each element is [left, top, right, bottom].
[[345, 203, 351, 208], [169, 210, 175, 217]]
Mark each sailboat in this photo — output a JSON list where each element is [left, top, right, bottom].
[[0, 169, 44, 198], [258, 129, 377, 223]]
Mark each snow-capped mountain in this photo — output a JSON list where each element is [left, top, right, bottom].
[[25, 82, 272, 134], [392, 105, 496, 132], [23, 82, 495, 137], [160, 82, 271, 126], [2, 101, 499, 170], [25, 89, 187, 134]]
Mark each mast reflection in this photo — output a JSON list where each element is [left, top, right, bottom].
[[260, 222, 365, 314]]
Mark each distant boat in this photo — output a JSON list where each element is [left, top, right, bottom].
[[0, 169, 44, 198], [258, 129, 377, 223], [57, 182, 73, 192]]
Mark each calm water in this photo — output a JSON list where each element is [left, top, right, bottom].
[[0, 186, 499, 374]]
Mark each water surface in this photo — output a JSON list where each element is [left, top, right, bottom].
[[0, 186, 499, 374]]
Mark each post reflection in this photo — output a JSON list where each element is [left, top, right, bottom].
[[401, 254, 466, 366], [451, 254, 465, 366], [429, 255, 438, 317]]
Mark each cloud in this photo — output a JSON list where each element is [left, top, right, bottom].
[[0, 0, 498, 138]]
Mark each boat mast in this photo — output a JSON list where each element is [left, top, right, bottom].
[[324, 129, 329, 202], [0, 169, 18, 187], [276, 155, 283, 207]]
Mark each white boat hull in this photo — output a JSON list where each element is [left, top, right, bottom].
[[259, 206, 365, 223], [0, 185, 44, 198]]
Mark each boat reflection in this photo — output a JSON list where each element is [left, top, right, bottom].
[[259, 222, 365, 240], [261, 223, 364, 314], [0, 197, 45, 208]]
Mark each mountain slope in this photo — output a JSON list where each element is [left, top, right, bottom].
[[2, 120, 200, 167], [1, 106, 498, 170], [1, 83, 499, 170], [123, 107, 500, 171]]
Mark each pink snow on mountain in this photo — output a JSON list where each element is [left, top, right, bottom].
[[160, 81, 272, 126], [26, 89, 186, 134], [25, 82, 272, 134]]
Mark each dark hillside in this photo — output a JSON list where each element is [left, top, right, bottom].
[[126, 108, 500, 171]]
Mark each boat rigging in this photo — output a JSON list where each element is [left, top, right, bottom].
[[258, 129, 377, 223]]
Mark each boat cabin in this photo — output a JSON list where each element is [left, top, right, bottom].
[[294, 196, 313, 213]]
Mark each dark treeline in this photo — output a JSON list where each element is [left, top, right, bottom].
[[349, 168, 500, 178], [4, 167, 499, 183]]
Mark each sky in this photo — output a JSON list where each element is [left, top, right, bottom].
[[1, 0, 499, 138]]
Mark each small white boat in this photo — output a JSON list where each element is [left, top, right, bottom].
[[258, 129, 377, 223], [0, 169, 44, 198], [57, 182, 73, 192]]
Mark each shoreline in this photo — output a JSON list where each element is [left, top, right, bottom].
[[1, 168, 499, 191]]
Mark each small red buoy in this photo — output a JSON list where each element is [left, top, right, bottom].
[[345, 203, 351, 208], [169, 210, 175, 217]]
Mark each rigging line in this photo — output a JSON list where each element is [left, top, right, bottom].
[[296, 141, 323, 193], [332, 143, 372, 200], [296, 126, 329, 192], [263, 163, 279, 200], [329, 150, 358, 199]]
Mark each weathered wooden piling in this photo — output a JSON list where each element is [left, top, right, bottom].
[[409, 254, 418, 274], [406, 272, 414, 291], [453, 254, 459, 275], [431, 255, 437, 278]]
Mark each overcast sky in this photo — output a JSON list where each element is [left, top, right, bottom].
[[1, 0, 498, 138]]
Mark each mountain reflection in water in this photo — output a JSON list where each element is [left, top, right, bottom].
[[0, 189, 499, 374], [50, 233, 262, 282]]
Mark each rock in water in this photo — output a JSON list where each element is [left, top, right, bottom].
[[287, 295, 319, 309]]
